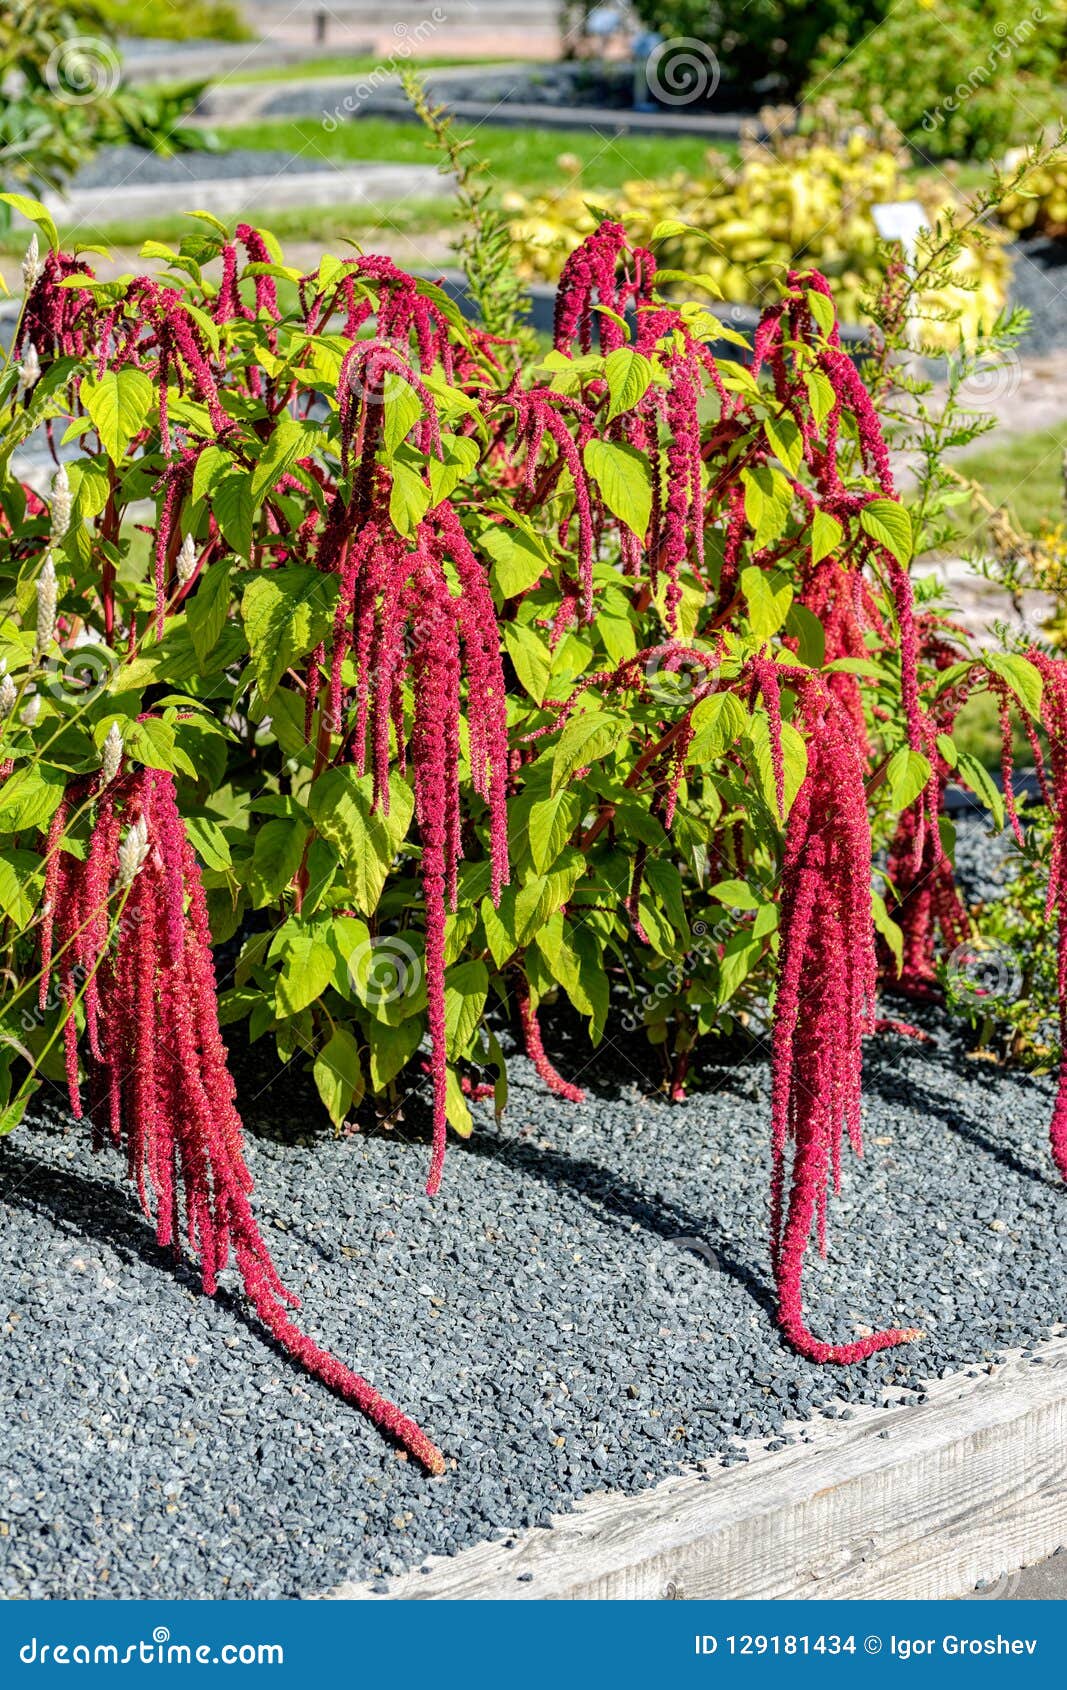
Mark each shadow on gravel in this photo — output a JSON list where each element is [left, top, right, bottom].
[[0, 1139, 353, 1401], [862, 1050, 1060, 1193], [466, 1128, 778, 1321]]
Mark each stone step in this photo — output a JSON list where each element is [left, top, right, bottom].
[[42, 163, 453, 232]]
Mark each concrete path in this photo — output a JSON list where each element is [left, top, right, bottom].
[[41, 164, 451, 232], [240, 0, 560, 60]]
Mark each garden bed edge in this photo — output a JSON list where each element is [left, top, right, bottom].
[[326, 1333, 1067, 1601]]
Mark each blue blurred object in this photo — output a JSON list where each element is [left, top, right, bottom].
[[587, 4, 626, 34], [633, 30, 664, 112]]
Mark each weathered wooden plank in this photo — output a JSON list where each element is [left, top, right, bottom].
[[328, 1335, 1067, 1601]]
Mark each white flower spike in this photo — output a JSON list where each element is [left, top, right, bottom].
[[50, 464, 72, 542], [101, 722, 124, 785], [117, 816, 150, 886], [35, 554, 58, 655]]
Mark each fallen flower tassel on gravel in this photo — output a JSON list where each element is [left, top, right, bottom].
[[40, 766, 445, 1475]]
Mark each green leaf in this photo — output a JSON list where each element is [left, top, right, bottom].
[[525, 786, 581, 873], [389, 460, 431, 537], [957, 750, 1006, 830], [445, 1067, 473, 1138], [241, 565, 340, 701], [710, 877, 762, 912], [785, 603, 825, 669], [0, 848, 42, 926], [551, 710, 627, 794], [250, 818, 307, 901], [741, 464, 792, 550], [250, 418, 311, 504], [187, 561, 231, 668], [184, 814, 232, 873], [382, 373, 424, 456], [872, 890, 903, 976], [804, 369, 836, 427], [504, 623, 551, 705], [428, 434, 480, 505], [764, 415, 802, 476], [860, 499, 913, 566], [805, 288, 835, 338], [314, 1027, 364, 1128], [0, 764, 67, 832], [0, 192, 59, 253], [886, 746, 932, 812], [985, 652, 1043, 721], [687, 691, 746, 762], [307, 767, 414, 915], [583, 439, 652, 539], [368, 1017, 423, 1090], [717, 928, 763, 1006], [644, 856, 689, 945], [213, 469, 255, 559], [80, 369, 153, 465], [270, 921, 335, 1017], [480, 889, 518, 971], [741, 566, 793, 643], [604, 348, 653, 422], [119, 717, 196, 779], [745, 715, 808, 817], [444, 961, 489, 1061], [481, 524, 550, 598], [192, 444, 233, 504], [811, 508, 843, 566]]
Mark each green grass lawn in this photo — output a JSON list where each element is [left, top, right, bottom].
[[0, 201, 450, 262], [225, 55, 513, 86], [220, 117, 735, 196], [955, 423, 1067, 539]]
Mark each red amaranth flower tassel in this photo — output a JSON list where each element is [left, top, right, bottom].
[[39, 766, 445, 1475], [515, 972, 586, 1104], [769, 672, 921, 1363]]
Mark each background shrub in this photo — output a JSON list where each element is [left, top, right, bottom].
[[805, 0, 1067, 160], [507, 113, 1010, 334], [95, 1, 249, 43], [632, 2, 886, 96], [0, 1, 210, 212]]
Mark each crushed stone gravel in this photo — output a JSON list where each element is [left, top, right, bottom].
[[1, 818, 1064, 1598]]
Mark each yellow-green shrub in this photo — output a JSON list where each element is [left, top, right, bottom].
[[998, 150, 1067, 239], [507, 112, 1010, 346]]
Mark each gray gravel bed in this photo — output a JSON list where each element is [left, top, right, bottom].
[[1, 821, 1065, 1599], [1007, 239, 1067, 359], [70, 146, 339, 192]]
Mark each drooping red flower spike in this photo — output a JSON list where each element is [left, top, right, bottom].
[[16, 250, 99, 363], [881, 614, 973, 998], [553, 219, 656, 355], [767, 669, 922, 1363], [305, 493, 509, 1197], [40, 765, 445, 1475], [515, 971, 587, 1104], [751, 268, 925, 757]]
